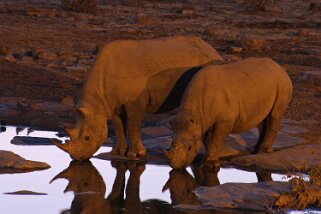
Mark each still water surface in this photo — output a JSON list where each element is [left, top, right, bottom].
[[0, 126, 307, 214]]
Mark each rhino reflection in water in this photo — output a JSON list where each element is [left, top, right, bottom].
[[52, 161, 174, 214], [51, 36, 222, 160]]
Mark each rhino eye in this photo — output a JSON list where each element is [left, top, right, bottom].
[[85, 136, 90, 141], [188, 146, 192, 151]]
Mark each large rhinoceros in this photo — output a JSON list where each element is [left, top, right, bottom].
[[52, 36, 222, 160], [164, 58, 293, 169]]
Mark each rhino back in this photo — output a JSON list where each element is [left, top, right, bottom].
[[180, 58, 292, 133], [80, 36, 222, 116]]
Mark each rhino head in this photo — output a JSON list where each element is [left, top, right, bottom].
[[52, 107, 108, 161], [164, 139, 202, 169], [164, 114, 202, 169]]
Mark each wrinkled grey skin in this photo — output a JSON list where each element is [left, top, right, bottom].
[[165, 58, 293, 169], [52, 36, 222, 160]]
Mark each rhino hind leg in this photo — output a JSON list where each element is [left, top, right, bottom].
[[111, 107, 128, 156], [255, 114, 281, 154], [204, 122, 233, 168]]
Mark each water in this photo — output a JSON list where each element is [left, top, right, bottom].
[[0, 126, 310, 214]]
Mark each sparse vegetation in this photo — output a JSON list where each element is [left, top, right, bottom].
[[275, 165, 321, 210]]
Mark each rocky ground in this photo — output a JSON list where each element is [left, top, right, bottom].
[[0, 0, 320, 212]]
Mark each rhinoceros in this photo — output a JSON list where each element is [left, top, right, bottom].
[[52, 36, 222, 160], [164, 58, 293, 169]]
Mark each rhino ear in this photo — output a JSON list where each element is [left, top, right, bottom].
[[77, 107, 92, 118]]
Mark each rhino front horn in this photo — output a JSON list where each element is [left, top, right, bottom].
[[50, 170, 69, 184], [51, 139, 71, 154]]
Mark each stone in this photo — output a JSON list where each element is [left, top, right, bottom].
[[180, 5, 195, 15], [238, 37, 268, 53], [228, 144, 321, 172], [141, 126, 173, 139], [4, 55, 16, 63], [309, 2, 321, 12], [0, 150, 50, 173], [19, 56, 34, 64], [61, 95, 75, 107], [280, 124, 309, 135], [302, 71, 321, 86], [135, 13, 152, 26], [298, 29, 312, 37], [38, 50, 58, 61], [204, 25, 215, 36], [0, 41, 10, 55], [61, 0, 97, 12], [178, 181, 292, 212], [11, 136, 61, 146], [229, 46, 243, 54], [4, 190, 47, 195], [62, 55, 78, 66]]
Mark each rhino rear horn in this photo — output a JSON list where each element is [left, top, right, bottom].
[[65, 127, 78, 139]]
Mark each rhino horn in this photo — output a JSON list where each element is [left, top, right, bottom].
[[50, 169, 69, 184], [51, 138, 71, 154], [162, 180, 171, 192], [65, 127, 78, 139], [163, 149, 173, 160], [64, 183, 74, 193]]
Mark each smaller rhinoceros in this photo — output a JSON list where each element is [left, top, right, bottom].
[[164, 58, 293, 169]]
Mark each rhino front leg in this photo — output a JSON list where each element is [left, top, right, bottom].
[[125, 95, 148, 159], [204, 122, 233, 168], [111, 108, 128, 156]]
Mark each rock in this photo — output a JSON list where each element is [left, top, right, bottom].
[[135, 13, 151, 25], [62, 55, 78, 66], [280, 124, 309, 135], [238, 37, 268, 53], [4, 54, 16, 63], [38, 50, 58, 61], [204, 25, 216, 36], [302, 71, 321, 87], [180, 5, 195, 15], [11, 136, 61, 146], [4, 190, 47, 195], [309, 2, 321, 12], [0, 126, 6, 133], [0, 150, 50, 173], [0, 106, 20, 117], [228, 144, 321, 172], [19, 56, 34, 64], [61, 0, 97, 12], [141, 126, 173, 139], [298, 28, 312, 37], [229, 47, 243, 54], [0, 41, 11, 55], [61, 95, 75, 107], [179, 181, 292, 212]]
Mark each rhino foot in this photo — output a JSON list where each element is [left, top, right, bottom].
[[127, 147, 147, 159], [110, 146, 127, 156]]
